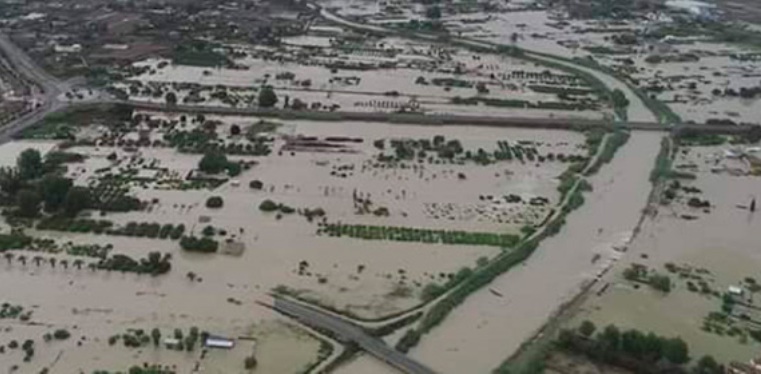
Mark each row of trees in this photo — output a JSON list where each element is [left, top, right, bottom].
[[558, 321, 724, 374]]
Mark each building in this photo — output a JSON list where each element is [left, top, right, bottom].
[[163, 338, 181, 349], [665, 0, 717, 19], [54, 44, 82, 53], [204, 336, 235, 349]]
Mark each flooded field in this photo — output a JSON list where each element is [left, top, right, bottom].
[[408, 131, 661, 374], [0, 111, 590, 372], [112, 28, 609, 121], [572, 143, 761, 364]]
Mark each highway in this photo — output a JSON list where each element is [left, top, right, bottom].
[[273, 297, 437, 374]]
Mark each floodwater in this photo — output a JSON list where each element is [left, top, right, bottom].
[[575, 145, 761, 363], [0, 119, 586, 371], [409, 131, 662, 373]]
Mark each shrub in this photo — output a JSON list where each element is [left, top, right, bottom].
[[169, 224, 185, 240], [53, 329, 71, 340], [206, 196, 224, 208], [259, 199, 278, 212], [180, 236, 218, 253]]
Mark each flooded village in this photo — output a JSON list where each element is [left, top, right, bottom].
[[0, 0, 759, 373]]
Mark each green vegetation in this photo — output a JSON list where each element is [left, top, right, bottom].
[[97, 251, 171, 275], [318, 222, 520, 248], [675, 131, 726, 147], [622, 263, 672, 293], [179, 236, 219, 253], [36, 217, 184, 239], [258, 199, 296, 215], [451, 96, 597, 111], [258, 85, 278, 108], [172, 40, 229, 67], [555, 321, 724, 373], [198, 151, 241, 176], [205, 196, 223, 208], [0, 303, 31, 320], [585, 130, 630, 175]]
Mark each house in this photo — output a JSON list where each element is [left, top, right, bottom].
[[204, 336, 235, 349]]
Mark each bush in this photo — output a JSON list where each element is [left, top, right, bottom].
[[180, 236, 218, 253], [169, 224, 185, 240], [249, 180, 263, 190], [53, 329, 71, 340], [206, 196, 223, 208], [259, 199, 278, 212]]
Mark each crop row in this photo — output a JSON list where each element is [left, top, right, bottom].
[[317, 222, 520, 248]]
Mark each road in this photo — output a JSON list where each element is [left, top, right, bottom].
[[273, 297, 437, 374]]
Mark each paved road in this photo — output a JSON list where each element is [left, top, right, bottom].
[[273, 297, 437, 374]]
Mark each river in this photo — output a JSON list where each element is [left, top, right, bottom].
[[408, 131, 662, 373]]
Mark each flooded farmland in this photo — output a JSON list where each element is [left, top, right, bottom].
[[409, 131, 661, 373], [573, 143, 761, 364]]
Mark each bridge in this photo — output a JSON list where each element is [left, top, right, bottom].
[[272, 297, 437, 374]]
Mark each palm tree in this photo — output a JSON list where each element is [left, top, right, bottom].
[[4, 252, 13, 265], [48, 257, 56, 268], [17, 255, 26, 266], [60, 259, 68, 269], [73, 259, 84, 270], [32, 256, 43, 267]]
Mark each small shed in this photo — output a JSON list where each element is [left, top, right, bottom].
[[728, 285, 744, 296], [163, 338, 181, 349], [204, 336, 235, 349]]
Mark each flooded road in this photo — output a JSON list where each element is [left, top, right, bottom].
[[409, 131, 662, 374]]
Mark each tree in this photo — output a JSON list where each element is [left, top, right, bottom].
[[165, 92, 177, 105], [259, 199, 279, 212], [62, 187, 91, 217], [40, 175, 72, 212], [17, 149, 42, 180], [53, 329, 70, 340], [0, 168, 22, 196], [73, 259, 84, 270], [599, 324, 621, 352], [663, 337, 689, 364], [205, 196, 223, 208], [693, 355, 723, 374], [425, 5, 441, 19], [611, 89, 630, 108], [198, 152, 229, 174], [16, 189, 40, 217], [32, 256, 43, 267], [244, 355, 258, 369], [230, 124, 241, 136], [249, 180, 263, 190], [258, 86, 278, 108], [151, 328, 161, 346], [579, 320, 596, 338]]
